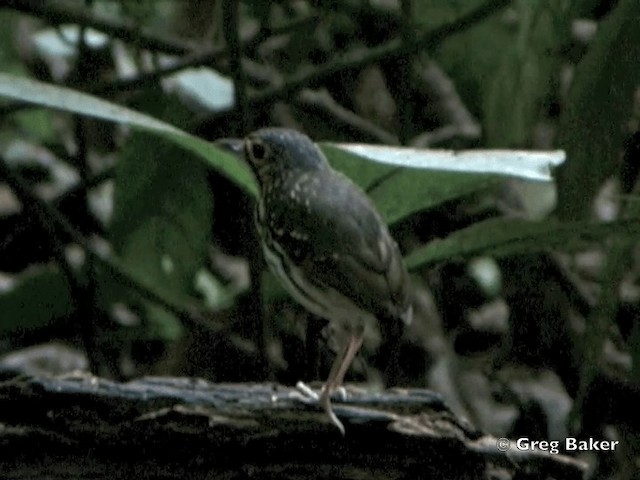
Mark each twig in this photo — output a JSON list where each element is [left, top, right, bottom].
[[195, 0, 512, 133], [398, 0, 414, 145], [90, 47, 228, 95], [256, 0, 511, 103], [295, 89, 399, 145], [69, 23, 103, 374], [410, 58, 481, 148], [2, 0, 195, 55], [222, 0, 249, 132]]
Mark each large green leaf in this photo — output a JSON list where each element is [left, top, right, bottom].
[[368, 169, 498, 225], [111, 132, 213, 311], [0, 73, 257, 196], [429, 1, 513, 117], [0, 73, 566, 229], [484, 0, 569, 147], [324, 143, 564, 225], [556, 0, 640, 219], [405, 217, 640, 269]]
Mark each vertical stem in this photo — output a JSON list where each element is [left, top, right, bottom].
[[223, 0, 249, 133], [70, 2, 103, 375], [398, 0, 414, 145]]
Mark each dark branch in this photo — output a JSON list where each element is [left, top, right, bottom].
[[195, 0, 512, 134], [222, 0, 249, 132], [2, 0, 195, 55]]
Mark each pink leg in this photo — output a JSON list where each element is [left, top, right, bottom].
[[319, 333, 365, 435]]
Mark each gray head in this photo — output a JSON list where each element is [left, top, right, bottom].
[[244, 128, 328, 186]]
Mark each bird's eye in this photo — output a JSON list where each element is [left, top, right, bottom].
[[246, 139, 270, 165]]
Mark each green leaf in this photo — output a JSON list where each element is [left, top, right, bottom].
[[0, 73, 257, 196], [321, 144, 390, 190], [369, 169, 498, 225], [0, 267, 72, 337], [12, 109, 57, 143], [111, 133, 213, 312], [484, 0, 569, 147], [323, 143, 564, 225], [330, 143, 564, 180], [142, 304, 184, 341], [556, 0, 640, 219], [0, 12, 26, 76], [405, 217, 640, 269], [431, 2, 513, 116], [194, 269, 238, 310]]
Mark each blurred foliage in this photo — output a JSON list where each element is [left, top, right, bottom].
[[0, 266, 72, 338], [0, 0, 638, 475], [557, 0, 640, 219]]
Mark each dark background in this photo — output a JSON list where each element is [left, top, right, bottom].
[[0, 1, 638, 478]]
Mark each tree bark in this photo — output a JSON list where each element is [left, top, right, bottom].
[[0, 373, 585, 479]]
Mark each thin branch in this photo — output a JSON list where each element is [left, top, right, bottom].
[[86, 47, 227, 96], [265, 0, 512, 103], [2, 0, 195, 55], [222, 0, 249, 132], [398, 0, 414, 145], [70, 21, 103, 374], [195, 0, 512, 132], [295, 89, 399, 145], [410, 59, 481, 148]]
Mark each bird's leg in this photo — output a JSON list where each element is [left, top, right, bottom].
[[329, 333, 365, 390], [319, 331, 364, 435]]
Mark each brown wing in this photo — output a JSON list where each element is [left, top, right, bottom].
[[265, 168, 411, 323]]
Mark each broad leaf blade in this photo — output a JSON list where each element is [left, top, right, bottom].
[[484, 0, 567, 148], [323, 143, 564, 225], [556, 0, 640, 219], [0, 73, 257, 196], [332, 144, 563, 181], [405, 217, 640, 269], [111, 133, 213, 310]]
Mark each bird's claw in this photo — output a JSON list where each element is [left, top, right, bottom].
[[294, 381, 346, 435], [294, 382, 348, 402], [295, 381, 319, 402]]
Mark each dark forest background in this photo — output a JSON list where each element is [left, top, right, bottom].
[[0, 0, 638, 478]]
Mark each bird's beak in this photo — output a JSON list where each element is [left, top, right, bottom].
[[214, 137, 244, 159]]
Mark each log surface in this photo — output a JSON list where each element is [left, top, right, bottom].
[[0, 373, 585, 479]]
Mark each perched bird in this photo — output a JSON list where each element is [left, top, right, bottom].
[[243, 128, 412, 434]]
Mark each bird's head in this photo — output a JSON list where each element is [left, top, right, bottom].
[[243, 128, 328, 187]]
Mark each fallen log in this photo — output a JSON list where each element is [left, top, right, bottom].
[[0, 373, 585, 479]]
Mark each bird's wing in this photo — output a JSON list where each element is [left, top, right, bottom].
[[266, 170, 411, 323]]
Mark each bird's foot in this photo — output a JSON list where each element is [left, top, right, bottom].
[[294, 381, 346, 435], [295, 380, 319, 401], [320, 388, 346, 435], [295, 382, 348, 402]]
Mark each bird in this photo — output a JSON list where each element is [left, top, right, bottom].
[[242, 127, 412, 434]]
